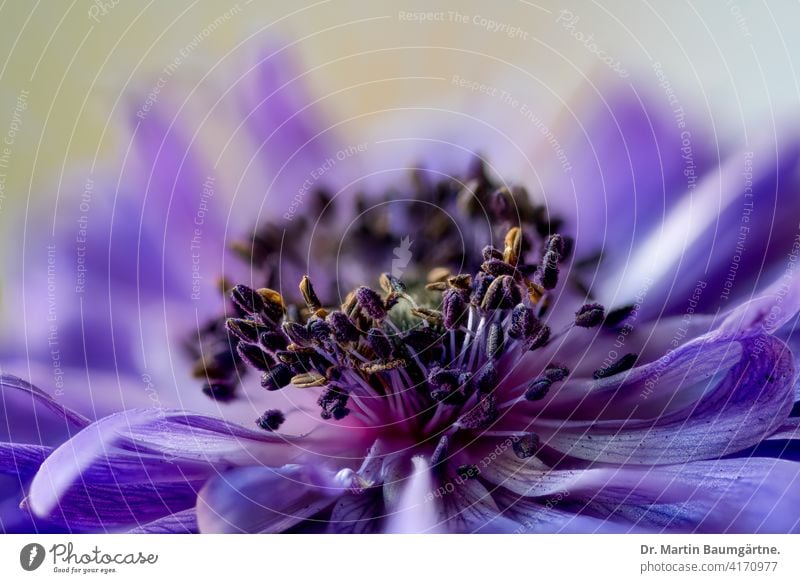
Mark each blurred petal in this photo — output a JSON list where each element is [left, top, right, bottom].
[[29, 408, 300, 527], [196, 464, 341, 533], [128, 509, 197, 534], [536, 333, 794, 464], [602, 131, 800, 317], [0, 375, 88, 445], [571, 459, 800, 533]]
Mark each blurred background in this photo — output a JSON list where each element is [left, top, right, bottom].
[[1, 0, 800, 417], [1, 0, 799, 221]]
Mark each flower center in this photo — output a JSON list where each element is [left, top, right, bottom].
[[188, 164, 640, 457]]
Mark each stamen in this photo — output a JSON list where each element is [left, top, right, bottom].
[[442, 289, 468, 330], [512, 433, 541, 459], [593, 353, 638, 379], [525, 378, 551, 401], [299, 275, 323, 313], [236, 343, 275, 372], [574, 303, 606, 328], [231, 284, 265, 316], [226, 318, 262, 343], [481, 275, 521, 310], [366, 328, 393, 360], [292, 372, 328, 388], [327, 312, 360, 344], [202, 381, 236, 402], [318, 386, 350, 420], [261, 363, 293, 391], [355, 286, 387, 320], [482, 245, 503, 261], [256, 409, 285, 431]]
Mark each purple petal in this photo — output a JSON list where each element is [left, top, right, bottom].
[[0, 375, 88, 445], [602, 131, 800, 318], [547, 85, 714, 266], [536, 334, 795, 464], [477, 449, 586, 498], [435, 472, 521, 534], [494, 490, 637, 533], [382, 456, 443, 534], [0, 443, 51, 478], [29, 408, 299, 528], [196, 464, 342, 533], [569, 458, 800, 533], [328, 490, 384, 534], [128, 509, 197, 534], [716, 271, 800, 338], [767, 418, 800, 441]]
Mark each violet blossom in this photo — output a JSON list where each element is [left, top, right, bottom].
[[2, 46, 800, 534]]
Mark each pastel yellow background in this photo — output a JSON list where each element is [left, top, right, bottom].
[[1, 0, 799, 231]]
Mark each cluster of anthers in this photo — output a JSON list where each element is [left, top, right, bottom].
[[220, 224, 637, 458]]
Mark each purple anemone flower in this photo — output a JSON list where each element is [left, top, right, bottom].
[[2, 46, 800, 534]]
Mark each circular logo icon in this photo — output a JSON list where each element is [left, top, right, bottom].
[[20, 543, 46, 571]]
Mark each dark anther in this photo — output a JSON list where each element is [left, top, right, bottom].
[[261, 363, 294, 391], [282, 321, 313, 345], [202, 381, 236, 402], [256, 409, 286, 432], [259, 330, 288, 351], [307, 318, 332, 343], [482, 245, 504, 261], [257, 288, 286, 322], [593, 353, 638, 379], [525, 377, 552, 401], [231, 284, 265, 316], [236, 343, 275, 372], [225, 318, 262, 343], [473, 362, 498, 394], [529, 324, 551, 350], [442, 288, 468, 330], [446, 274, 472, 290], [428, 367, 470, 404], [481, 258, 517, 277], [481, 275, 521, 310], [366, 328, 393, 360], [508, 304, 537, 340], [543, 365, 569, 382], [355, 286, 387, 320], [539, 250, 560, 290], [574, 303, 606, 328], [512, 433, 541, 459], [544, 234, 565, 256], [327, 311, 360, 344], [318, 386, 350, 420], [470, 272, 494, 306]]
